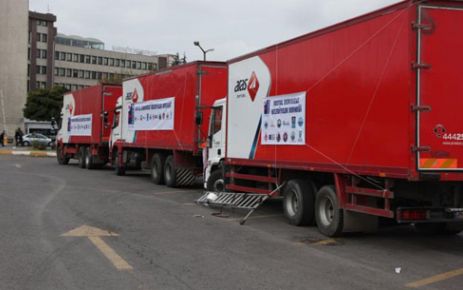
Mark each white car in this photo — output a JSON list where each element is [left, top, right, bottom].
[[22, 133, 53, 147]]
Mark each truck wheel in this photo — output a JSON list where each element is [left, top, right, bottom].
[[78, 147, 86, 168], [57, 146, 70, 165], [150, 153, 165, 185], [164, 155, 177, 187], [85, 147, 94, 170], [114, 154, 126, 176], [207, 170, 225, 192], [315, 185, 344, 237], [283, 179, 315, 226]]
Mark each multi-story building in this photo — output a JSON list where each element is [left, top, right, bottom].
[[53, 34, 173, 91], [0, 0, 28, 135], [28, 11, 57, 91], [28, 12, 175, 93]]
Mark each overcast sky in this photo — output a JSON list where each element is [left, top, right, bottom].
[[29, 0, 401, 61]]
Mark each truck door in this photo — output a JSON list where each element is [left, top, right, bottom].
[[417, 5, 463, 171]]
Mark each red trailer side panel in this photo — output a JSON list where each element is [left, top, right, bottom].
[[226, 1, 416, 178], [120, 62, 227, 153]]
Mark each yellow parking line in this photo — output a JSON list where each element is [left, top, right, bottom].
[[406, 268, 463, 288]]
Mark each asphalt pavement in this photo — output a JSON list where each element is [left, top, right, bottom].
[[1, 155, 462, 290]]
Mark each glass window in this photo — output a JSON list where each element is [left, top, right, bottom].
[[60, 52, 65, 61], [73, 69, 78, 78], [114, 59, 120, 67], [36, 33, 41, 42], [78, 70, 84, 78], [80, 54, 85, 63], [120, 60, 125, 67], [103, 57, 108, 65], [42, 50, 47, 59], [91, 56, 97, 64], [54, 68, 59, 76], [141, 62, 147, 70], [136, 62, 141, 69], [126, 60, 131, 68], [66, 69, 72, 77], [109, 58, 114, 66], [66, 53, 72, 61], [85, 55, 91, 64], [84, 71, 90, 79], [42, 34, 47, 43], [55, 51, 59, 60], [72, 54, 78, 62], [98, 57, 102, 65]]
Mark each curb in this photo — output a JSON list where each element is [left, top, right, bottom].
[[0, 150, 56, 157]]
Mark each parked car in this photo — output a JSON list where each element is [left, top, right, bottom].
[[22, 133, 53, 147]]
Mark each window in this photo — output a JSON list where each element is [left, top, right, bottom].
[[73, 54, 79, 62], [96, 72, 102, 80], [126, 60, 131, 68], [91, 56, 97, 64], [103, 57, 108, 65], [120, 60, 125, 67], [28, 32, 31, 44], [42, 34, 47, 43], [210, 107, 223, 135], [28, 48, 31, 60], [98, 57, 102, 65], [85, 55, 91, 64], [78, 70, 84, 78], [80, 54, 85, 63], [141, 62, 147, 70], [55, 51, 60, 60], [66, 69, 72, 77], [42, 66, 47, 75], [73, 69, 78, 78], [66, 53, 72, 61], [92, 71, 97, 79], [59, 68, 65, 76], [54, 68, 59, 76], [109, 58, 114, 66], [114, 59, 120, 67], [60, 52, 65, 61], [136, 62, 141, 70], [36, 33, 41, 42], [42, 50, 47, 59], [84, 71, 90, 79], [28, 64, 30, 77]]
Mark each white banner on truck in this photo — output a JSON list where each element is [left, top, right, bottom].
[[129, 97, 175, 131], [261, 92, 306, 145], [68, 114, 92, 136]]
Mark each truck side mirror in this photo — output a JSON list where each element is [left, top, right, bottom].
[[195, 112, 203, 125]]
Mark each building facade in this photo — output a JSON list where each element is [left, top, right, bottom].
[[0, 0, 29, 135], [53, 34, 173, 91], [28, 11, 57, 91]]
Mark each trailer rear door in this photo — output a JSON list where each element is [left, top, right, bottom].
[[417, 5, 463, 171]]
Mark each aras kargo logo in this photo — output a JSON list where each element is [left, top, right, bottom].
[[234, 71, 260, 102]]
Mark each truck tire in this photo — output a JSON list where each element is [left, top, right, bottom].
[[315, 185, 344, 237], [113, 154, 126, 176], [57, 146, 70, 165], [150, 153, 165, 185], [78, 147, 86, 168], [164, 155, 177, 187], [207, 170, 225, 192], [85, 147, 95, 170], [282, 179, 315, 226]]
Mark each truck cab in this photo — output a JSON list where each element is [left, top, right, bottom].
[[109, 96, 123, 150], [205, 98, 226, 191]]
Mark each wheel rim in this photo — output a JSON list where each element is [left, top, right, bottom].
[[213, 179, 225, 192], [319, 196, 335, 227], [285, 190, 299, 217], [85, 153, 90, 166]]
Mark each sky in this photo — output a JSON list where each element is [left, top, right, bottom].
[[29, 0, 401, 62]]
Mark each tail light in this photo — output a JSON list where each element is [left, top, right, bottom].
[[397, 209, 428, 222]]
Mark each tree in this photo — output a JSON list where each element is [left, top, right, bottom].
[[23, 86, 69, 122]]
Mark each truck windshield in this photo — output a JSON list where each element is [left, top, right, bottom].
[[210, 107, 222, 135]]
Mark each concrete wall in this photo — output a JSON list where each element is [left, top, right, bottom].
[[0, 0, 28, 136]]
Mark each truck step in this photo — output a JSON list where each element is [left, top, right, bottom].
[[197, 191, 270, 210]]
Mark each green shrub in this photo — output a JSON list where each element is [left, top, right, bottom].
[[31, 140, 47, 150]]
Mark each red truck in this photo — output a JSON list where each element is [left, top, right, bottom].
[[203, 0, 463, 236], [56, 84, 121, 169], [110, 61, 228, 187]]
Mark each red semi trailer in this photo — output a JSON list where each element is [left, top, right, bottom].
[[110, 62, 227, 187], [56, 84, 121, 169], [204, 0, 463, 236]]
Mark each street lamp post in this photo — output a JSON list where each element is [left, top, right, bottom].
[[194, 41, 214, 61]]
